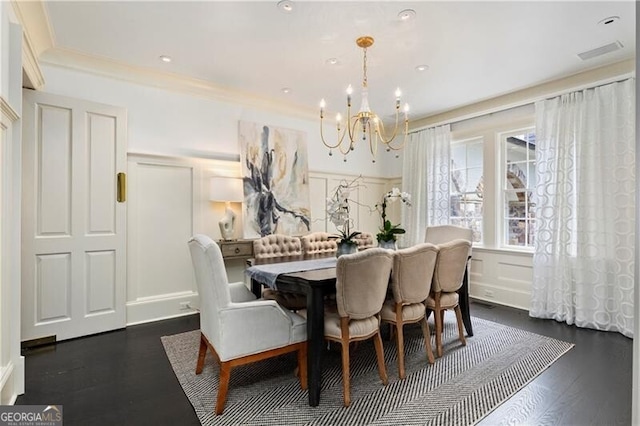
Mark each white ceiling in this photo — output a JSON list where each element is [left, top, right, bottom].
[[41, 1, 635, 121]]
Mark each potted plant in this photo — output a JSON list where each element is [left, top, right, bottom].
[[376, 188, 411, 249], [326, 177, 363, 256]]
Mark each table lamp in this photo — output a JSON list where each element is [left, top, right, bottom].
[[210, 177, 244, 240]]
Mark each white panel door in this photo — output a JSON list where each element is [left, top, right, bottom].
[[22, 90, 127, 342]]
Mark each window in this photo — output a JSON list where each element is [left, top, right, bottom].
[[501, 129, 536, 248], [450, 137, 483, 243]]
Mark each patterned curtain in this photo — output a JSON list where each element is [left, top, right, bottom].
[[401, 125, 451, 247], [530, 78, 635, 337]]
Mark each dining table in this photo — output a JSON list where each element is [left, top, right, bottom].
[[246, 253, 474, 407]]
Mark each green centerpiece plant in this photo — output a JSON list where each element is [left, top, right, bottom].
[[326, 177, 363, 255], [376, 188, 411, 248]]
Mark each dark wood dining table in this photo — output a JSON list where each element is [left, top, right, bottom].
[[247, 254, 473, 407]]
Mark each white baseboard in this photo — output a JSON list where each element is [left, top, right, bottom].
[[126, 292, 200, 326], [0, 356, 24, 405]]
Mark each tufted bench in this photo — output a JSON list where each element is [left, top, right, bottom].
[[253, 235, 307, 310], [253, 234, 303, 259], [353, 232, 375, 250], [301, 232, 338, 255]]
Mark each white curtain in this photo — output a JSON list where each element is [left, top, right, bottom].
[[401, 124, 451, 247], [531, 78, 635, 337]]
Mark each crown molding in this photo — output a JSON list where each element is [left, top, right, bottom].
[[411, 58, 636, 131], [40, 47, 319, 122], [10, 0, 54, 55], [20, 32, 45, 90], [10, 0, 52, 90], [0, 97, 20, 123]]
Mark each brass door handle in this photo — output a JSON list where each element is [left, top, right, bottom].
[[117, 172, 127, 203]]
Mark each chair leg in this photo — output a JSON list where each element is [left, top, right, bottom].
[[420, 317, 435, 365], [297, 343, 308, 390], [395, 303, 406, 379], [196, 333, 207, 374], [340, 318, 351, 407], [373, 331, 388, 386], [215, 362, 231, 415], [434, 293, 444, 358], [454, 305, 467, 346]]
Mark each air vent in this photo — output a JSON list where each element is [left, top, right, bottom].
[[577, 41, 623, 61]]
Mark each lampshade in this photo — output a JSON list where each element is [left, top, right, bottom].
[[209, 177, 243, 202]]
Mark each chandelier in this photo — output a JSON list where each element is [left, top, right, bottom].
[[319, 36, 409, 163]]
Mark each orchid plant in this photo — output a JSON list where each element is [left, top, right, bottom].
[[376, 188, 412, 243], [326, 177, 363, 245]]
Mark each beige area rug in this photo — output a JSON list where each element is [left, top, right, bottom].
[[161, 317, 573, 426]]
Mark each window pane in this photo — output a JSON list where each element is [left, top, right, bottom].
[[451, 145, 466, 169], [450, 138, 483, 243], [507, 219, 526, 246], [468, 167, 483, 193], [506, 163, 528, 189], [467, 141, 483, 168], [452, 169, 467, 193], [506, 137, 528, 163]]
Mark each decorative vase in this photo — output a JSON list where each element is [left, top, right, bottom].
[[378, 240, 397, 250], [336, 241, 358, 257]]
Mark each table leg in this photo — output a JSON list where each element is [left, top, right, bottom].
[[251, 279, 261, 298], [459, 263, 474, 337], [306, 286, 325, 406]]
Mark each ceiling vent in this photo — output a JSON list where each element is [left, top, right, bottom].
[[577, 41, 623, 61]]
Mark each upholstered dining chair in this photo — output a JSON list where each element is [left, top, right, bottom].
[[253, 234, 307, 310], [188, 234, 308, 415], [426, 239, 472, 357], [352, 231, 375, 250], [425, 224, 474, 336], [325, 248, 393, 407], [301, 232, 337, 255], [380, 243, 439, 378]]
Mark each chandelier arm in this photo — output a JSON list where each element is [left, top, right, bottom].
[[363, 120, 375, 159], [375, 108, 401, 145], [320, 114, 349, 149], [382, 118, 410, 151]]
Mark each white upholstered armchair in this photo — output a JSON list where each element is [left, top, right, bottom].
[[188, 234, 308, 415]]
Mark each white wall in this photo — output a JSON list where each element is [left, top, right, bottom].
[[0, 2, 25, 404]]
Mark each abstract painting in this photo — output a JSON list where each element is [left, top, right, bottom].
[[238, 121, 311, 238]]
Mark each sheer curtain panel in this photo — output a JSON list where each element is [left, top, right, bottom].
[[531, 78, 635, 337], [401, 125, 451, 247]]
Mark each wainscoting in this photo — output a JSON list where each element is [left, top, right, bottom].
[[469, 248, 533, 310]]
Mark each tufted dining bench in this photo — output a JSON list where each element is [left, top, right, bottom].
[[301, 232, 338, 255], [253, 235, 307, 310]]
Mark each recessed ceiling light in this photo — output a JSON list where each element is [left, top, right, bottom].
[[598, 16, 620, 26], [398, 9, 416, 21], [281, 87, 292, 94], [415, 64, 429, 72], [277, 0, 293, 13], [159, 55, 172, 63], [326, 58, 340, 66]]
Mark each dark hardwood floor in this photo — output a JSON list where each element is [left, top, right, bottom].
[[17, 302, 632, 426]]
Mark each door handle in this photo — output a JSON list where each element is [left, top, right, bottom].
[[117, 172, 126, 203]]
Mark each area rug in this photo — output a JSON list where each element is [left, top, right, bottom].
[[161, 317, 573, 426]]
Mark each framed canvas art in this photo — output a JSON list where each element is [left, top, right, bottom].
[[238, 121, 311, 238]]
